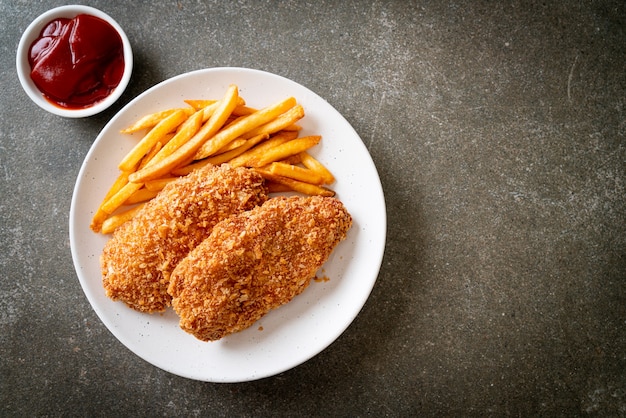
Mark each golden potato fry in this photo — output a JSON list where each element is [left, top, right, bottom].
[[140, 141, 163, 168], [122, 105, 208, 179], [124, 187, 159, 205], [144, 177, 178, 192], [129, 85, 240, 183], [118, 109, 188, 172], [227, 131, 297, 168], [90, 209, 110, 233], [193, 96, 297, 160], [199, 97, 245, 123], [240, 104, 304, 140], [299, 151, 335, 184], [215, 138, 247, 154], [164, 110, 204, 152], [249, 135, 321, 168], [206, 133, 270, 166], [120, 108, 193, 134], [183, 99, 217, 110], [170, 133, 269, 176], [101, 204, 145, 234], [93, 88, 340, 235], [231, 105, 257, 116], [136, 111, 204, 176], [185, 100, 250, 116], [255, 169, 335, 197], [90, 170, 134, 232], [101, 181, 144, 214], [222, 114, 248, 128], [277, 154, 302, 165], [281, 123, 302, 131], [127, 109, 202, 177], [170, 158, 212, 177], [266, 162, 325, 185], [265, 181, 292, 193], [157, 133, 175, 146]]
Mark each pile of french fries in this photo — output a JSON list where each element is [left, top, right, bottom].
[[90, 84, 336, 235]]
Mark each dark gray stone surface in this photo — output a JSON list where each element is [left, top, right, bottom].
[[1, 0, 624, 415]]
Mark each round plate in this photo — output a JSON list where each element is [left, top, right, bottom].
[[69, 67, 386, 382]]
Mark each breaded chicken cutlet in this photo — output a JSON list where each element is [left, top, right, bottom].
[[101, 164, 268, 313], [168, 196, 352, 341]]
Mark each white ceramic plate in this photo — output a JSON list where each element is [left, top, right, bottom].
[[69, 67, 386, 382]]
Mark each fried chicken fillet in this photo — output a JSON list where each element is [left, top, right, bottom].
[[168, 195, 352, 341], [101, 164, 268, 313]]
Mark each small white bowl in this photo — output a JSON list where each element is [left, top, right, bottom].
[[16, 5, 133, 118]]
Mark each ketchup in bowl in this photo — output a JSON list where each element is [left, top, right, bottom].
[[28, 14, 125, 109]]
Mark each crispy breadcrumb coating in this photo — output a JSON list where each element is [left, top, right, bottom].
[[168, 196, 352, 341], [100, 164, 268, 313]]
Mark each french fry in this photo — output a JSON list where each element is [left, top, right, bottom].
[[248, 135, 321, 168], [170, 154, 198, 174], [124, 187, 158, 205], [104, 171, 133, 200], [101, 204, 145, 234], [90, 170, 134, 232], [132, 110, 203, 172], [140, 141, 163, 168], [281, 123, 302, 131], [204, 133, 269, 167], [93, 87, 340, 234], [158, 132, 175, 146], [127, 110, 203, 179], [101, 181, 144, 214], [144, 177, 178, 192], [255, 169, 335, 197], [118, 109, 188, 172], [129, 85, 240, 183], [278, 179, 334, 197], [199, 97, 245, 123], [232, 105, 257, 116], [215, 138, 247, 154], [187, 100, 252, 117], [299, 151, 335, 184], [227, 131, 297, 168], [277, 154, 302, 165], [265, 181, 292, 193], [90, 209, 110, 233], [120, 108, 193, 134], [193, 96, 297, 160], [170, 158, 212, 177], [266, 162, 325, 185], [166, 110, 205, 151], [240, 104, 304, 140], [184, 99, 217, 110], [222, 114, 248, 128], [170, 133, 270, 176]]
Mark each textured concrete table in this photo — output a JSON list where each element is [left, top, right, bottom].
[[1, 1, 624, 416]]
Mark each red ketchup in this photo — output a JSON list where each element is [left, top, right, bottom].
[[28, 14, 125, 109]]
